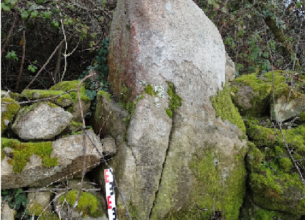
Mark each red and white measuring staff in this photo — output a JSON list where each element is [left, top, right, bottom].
[[104, 168, 117, 220]]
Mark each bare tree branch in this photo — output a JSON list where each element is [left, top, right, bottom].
[[1, 12, 18, 57], [15, 18, 26, 91], [24, 38, 66, 90]]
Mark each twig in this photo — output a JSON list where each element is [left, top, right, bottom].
[[56, 2, 68, 83], [70, 73, 96, 219], [24, 38, 66, 90], [15, 18, 26, 91], [60, 38, 80, 82], [278, 124, 305, 185], [2, 89, 77, 105], [1, 12, 18, 57]]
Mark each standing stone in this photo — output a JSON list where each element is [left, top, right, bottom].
[[12, 102, 72, 140], [105, 0, 247, 220]]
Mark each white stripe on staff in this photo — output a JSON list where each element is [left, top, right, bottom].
[[104, 168, 117, 220]]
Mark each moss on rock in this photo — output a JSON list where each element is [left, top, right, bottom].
[[144, 84, 156, 96], [97, 90, 112, 101], [246, 119, 277, 147], [58, 190, 103, 218], [166, 82, 182, 118], [240, 193, 301, 220], [50, 80, 90, 104], [21, 90, 73, 107], [1, 138, 58, 173], [164, 146, 247, 220], [247, 141, 305, 215], [211, 84, 246, 134], [1, 97, 20, 134]]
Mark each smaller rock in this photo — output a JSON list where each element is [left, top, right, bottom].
[[101, 136, 116, 156], [92, 91, 129, 145], [70, 100, 91, 122], [1, 202, 17, 220], [1, 130, 108, 189], [26, 188, 52, 216], [225, 52, 236, 82], [272, 92, 305, 122], [12, 102, 72, 140]]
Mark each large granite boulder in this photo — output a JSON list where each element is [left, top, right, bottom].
[[93, 1, 248, 219], [12, 102, 73, 140], [1, 130, 111, 189]]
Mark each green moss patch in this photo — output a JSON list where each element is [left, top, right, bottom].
[[50, 80, 90, 104], [1, 138, 58, 174], [166, 82, 182, 118], [211, 84, 246, 134], [1, 97, 20, 134], [246, 119, 277, 147], [21, 90, 72, 106], [232, 71, 305, 117], [145, 84, 156, 96], [58, 190, 103, 218], [28, 204, 59, 220], [247, 141, 305, 214], [166, 146, 246, 220], [97, 90, 111, 101]]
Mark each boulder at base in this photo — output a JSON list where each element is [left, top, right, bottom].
[[95, 0, 248, 219], [1, 130, 109, 189]]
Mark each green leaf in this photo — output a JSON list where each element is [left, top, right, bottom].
[[51, 20, 59, 28], [221, 7, 227, 13], [1, 3, 10, 11], [4, 0, 10, 4], [10, 0, 17, 5], [21, 10, 30, 19], [31, 10, 39, 18], [42, 11, 52, 19]]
